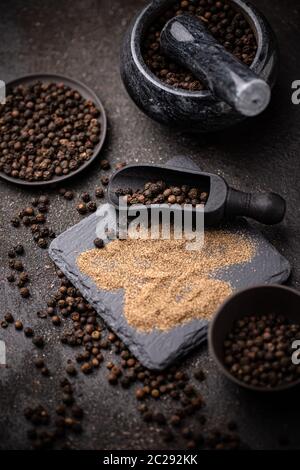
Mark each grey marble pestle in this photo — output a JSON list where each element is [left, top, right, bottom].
[[120, 0, 279, 132], [160, 15, 271, 117]]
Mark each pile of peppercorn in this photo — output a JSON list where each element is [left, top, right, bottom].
[[224, 314, 300, 389], [142, 0, 257, 91], [0, 81, 101, 182], [37, 272, 240, 449], [6, 243, 32, 299], [116, 180, 208, 207]]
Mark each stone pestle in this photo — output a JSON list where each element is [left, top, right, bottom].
[[160, 14, 271, 117]]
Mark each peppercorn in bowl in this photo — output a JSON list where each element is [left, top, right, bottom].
[[209, 285, 300, 392], [0, 73, 107, 186]]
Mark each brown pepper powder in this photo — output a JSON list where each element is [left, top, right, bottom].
[[77, 229, 255, 332]]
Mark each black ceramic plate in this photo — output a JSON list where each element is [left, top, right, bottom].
[[0, 73, 107, 187]]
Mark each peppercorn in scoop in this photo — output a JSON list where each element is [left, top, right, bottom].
[[116, 180, 208, 207]]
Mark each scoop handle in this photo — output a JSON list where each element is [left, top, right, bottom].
[[225, 188, 286, 225], [160, 15, 271, 117]]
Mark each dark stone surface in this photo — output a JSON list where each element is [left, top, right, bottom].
[[49, 156, 290, 370], [120, 0, 278, 131], [0, 0, 299, 450]]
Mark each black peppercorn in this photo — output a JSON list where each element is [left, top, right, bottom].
[[118, 179, 209, 207], [37, 238, 48, 249], [64, 190, 74, 201], [14, 260, 24, 272], [36, 213, 46, 224], [76, 202, 87, 215], [81, 192, 91, 203], [32, 336, 45, 348], [100, 176, 109, 186], [87, 201, 97, 212], [20, 287, 30, 298], [24, 327, 34, 337], [142, 0, 257, 91], [11, 217, 20, 228], [15, 320, 23, 330], [66, 364, 77, 376], [4, 312, 14, 323], [93, 238, 104, 249], [95, 187, 104, 198], [14, 244, 24, 255], [100, 159, 110, 170], [31, 197, 39, 207]]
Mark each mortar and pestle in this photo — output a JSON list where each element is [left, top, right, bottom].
[[120, 0, 279, 132]]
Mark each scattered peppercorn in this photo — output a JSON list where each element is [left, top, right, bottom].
[[95, 187, 104, 198], [4, 312, 14, 323], [41, 367, 50, 377], [20, 287, 30, 298], [15, 268, 245, 450], [100, 159, 110, 170], [87, 201, 97, 212], [100, 175, 109, 186], [76, 202, 87, 215], [15, 320, 23, 330], [81, 363, 92, 374], [8, 249, 16, 258], [34, 358, 45, 369], [24, 405, 50, 425], [24, 327, 34, 337], [14, 244, 24, 255], [115, 162, 127, 171], [32, 336, 45, 348], [63, 190, 74, 201], [13, 260, 24, 272], [52, 315, 61, 326], [66, 364, 77, 376], [93, 238, 104, 249], [11, 217, 20, 227]]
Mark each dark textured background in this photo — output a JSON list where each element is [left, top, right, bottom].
[[0, 0, 299, 450]]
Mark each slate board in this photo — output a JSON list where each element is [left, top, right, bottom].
[[49, 157, 291, 370]]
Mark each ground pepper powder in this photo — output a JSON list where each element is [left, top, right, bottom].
[[77, 229, 255, 332]]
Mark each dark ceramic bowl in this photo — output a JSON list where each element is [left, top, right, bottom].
[[120, 0, 279, 132], [0, 74, 107, 187], [209, 285, 300, 392]]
